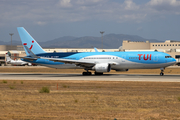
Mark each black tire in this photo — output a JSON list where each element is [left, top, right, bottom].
[[82, 72, 87, 75], [87, 72, 92, 75], [82, 72, 92, 76], [160, 73, 164, 76], [94, 72, 103, 75]]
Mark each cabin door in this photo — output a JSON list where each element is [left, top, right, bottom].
[[153, 55, 158, 62], [121, 55, 126, 62]]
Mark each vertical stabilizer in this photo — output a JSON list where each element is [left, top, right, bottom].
[[17, 27, 46, 55], [6, 53, 12, 63]]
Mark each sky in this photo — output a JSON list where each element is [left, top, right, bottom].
[[1, 0, 180, 42]]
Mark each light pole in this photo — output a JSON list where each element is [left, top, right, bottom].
[[9, 33, 14, 50], [100, 31, 105, 50]]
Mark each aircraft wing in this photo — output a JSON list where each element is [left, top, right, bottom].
[[41, 57, 118, 67], [19, 57, 38, 61], [41, 57, 96, 67], [17, 46, 40, 61]]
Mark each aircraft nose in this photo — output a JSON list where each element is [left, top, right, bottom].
[[172, 58, 177, 63]]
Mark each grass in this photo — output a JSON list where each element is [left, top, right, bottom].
[[39, 86, 50, 93], [0, 80, 180, 119], [62, 84, 69, 88], [75, 99, 78, 103], [9, 86, 15, 89], [21, 81, 23, 84], [177, 97, 180, 101], [2, 80, 7, 83]]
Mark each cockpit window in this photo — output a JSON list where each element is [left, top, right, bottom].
[[165, 56, 172, 58]]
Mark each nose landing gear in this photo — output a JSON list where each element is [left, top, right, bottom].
[[160, 68, 165, 76], [160, 72, 164, 76]]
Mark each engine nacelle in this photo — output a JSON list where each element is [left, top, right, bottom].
[[115, 69, 129, 72], [93, 63, 111, 72]]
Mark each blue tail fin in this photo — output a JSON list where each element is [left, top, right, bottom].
[[94, 47, 99, 52], [17, 27, 46, 55]]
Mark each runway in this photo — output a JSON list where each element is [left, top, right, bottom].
[[0, 73, 180, 82]]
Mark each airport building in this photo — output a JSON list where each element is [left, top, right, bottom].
[[122, 40, 180, 50]]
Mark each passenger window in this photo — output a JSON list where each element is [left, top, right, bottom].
[[165, 56, 172, 58]]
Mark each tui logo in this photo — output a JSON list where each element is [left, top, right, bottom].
[[23, 40, 34, 50], [138, 54, 152, 60]]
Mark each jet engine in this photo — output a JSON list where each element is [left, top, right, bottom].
[[93, 63, 111, 72]]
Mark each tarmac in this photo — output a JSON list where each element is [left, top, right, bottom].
[[0, 73, 180, 82]]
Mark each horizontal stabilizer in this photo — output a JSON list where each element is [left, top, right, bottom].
[[24, 46, 40, 58]]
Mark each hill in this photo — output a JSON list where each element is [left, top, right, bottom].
[[1, 34, 161, 49], [40, 34, 160, 49]]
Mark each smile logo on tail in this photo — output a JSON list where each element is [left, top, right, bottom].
[[23, 40, 34, 50]]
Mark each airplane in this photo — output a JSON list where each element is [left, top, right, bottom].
[[17, 27, 176, 76], [6, 53, 32, 66]]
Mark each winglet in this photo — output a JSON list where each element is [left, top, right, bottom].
[[94, 47, 99, 52], [5, 53, 12, 63]]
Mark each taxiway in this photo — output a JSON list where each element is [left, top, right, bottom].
[[0, 73, 180, 82]]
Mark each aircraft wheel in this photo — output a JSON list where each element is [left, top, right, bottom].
[[87, 72, 92, 75], [160, 72, 164, 76], [160, 68, 165, 76], [82, 72, 92, 76], [94, 72, 103, 75], [82, 72, 86, 75]]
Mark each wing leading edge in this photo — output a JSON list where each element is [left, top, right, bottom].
[[40, 57, 95, 68]]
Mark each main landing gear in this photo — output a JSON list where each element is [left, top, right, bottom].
[[160, 68, 164, 76], [94, 72, 103, 75], [82, 69, 92, 75], [82, 71, 92, 75], [82, 69, 104, 76]]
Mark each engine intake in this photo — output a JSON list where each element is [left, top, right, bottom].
[[93, 63, 111, 72]]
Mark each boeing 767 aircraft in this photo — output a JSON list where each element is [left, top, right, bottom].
[[17, 27, 176, 76]]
